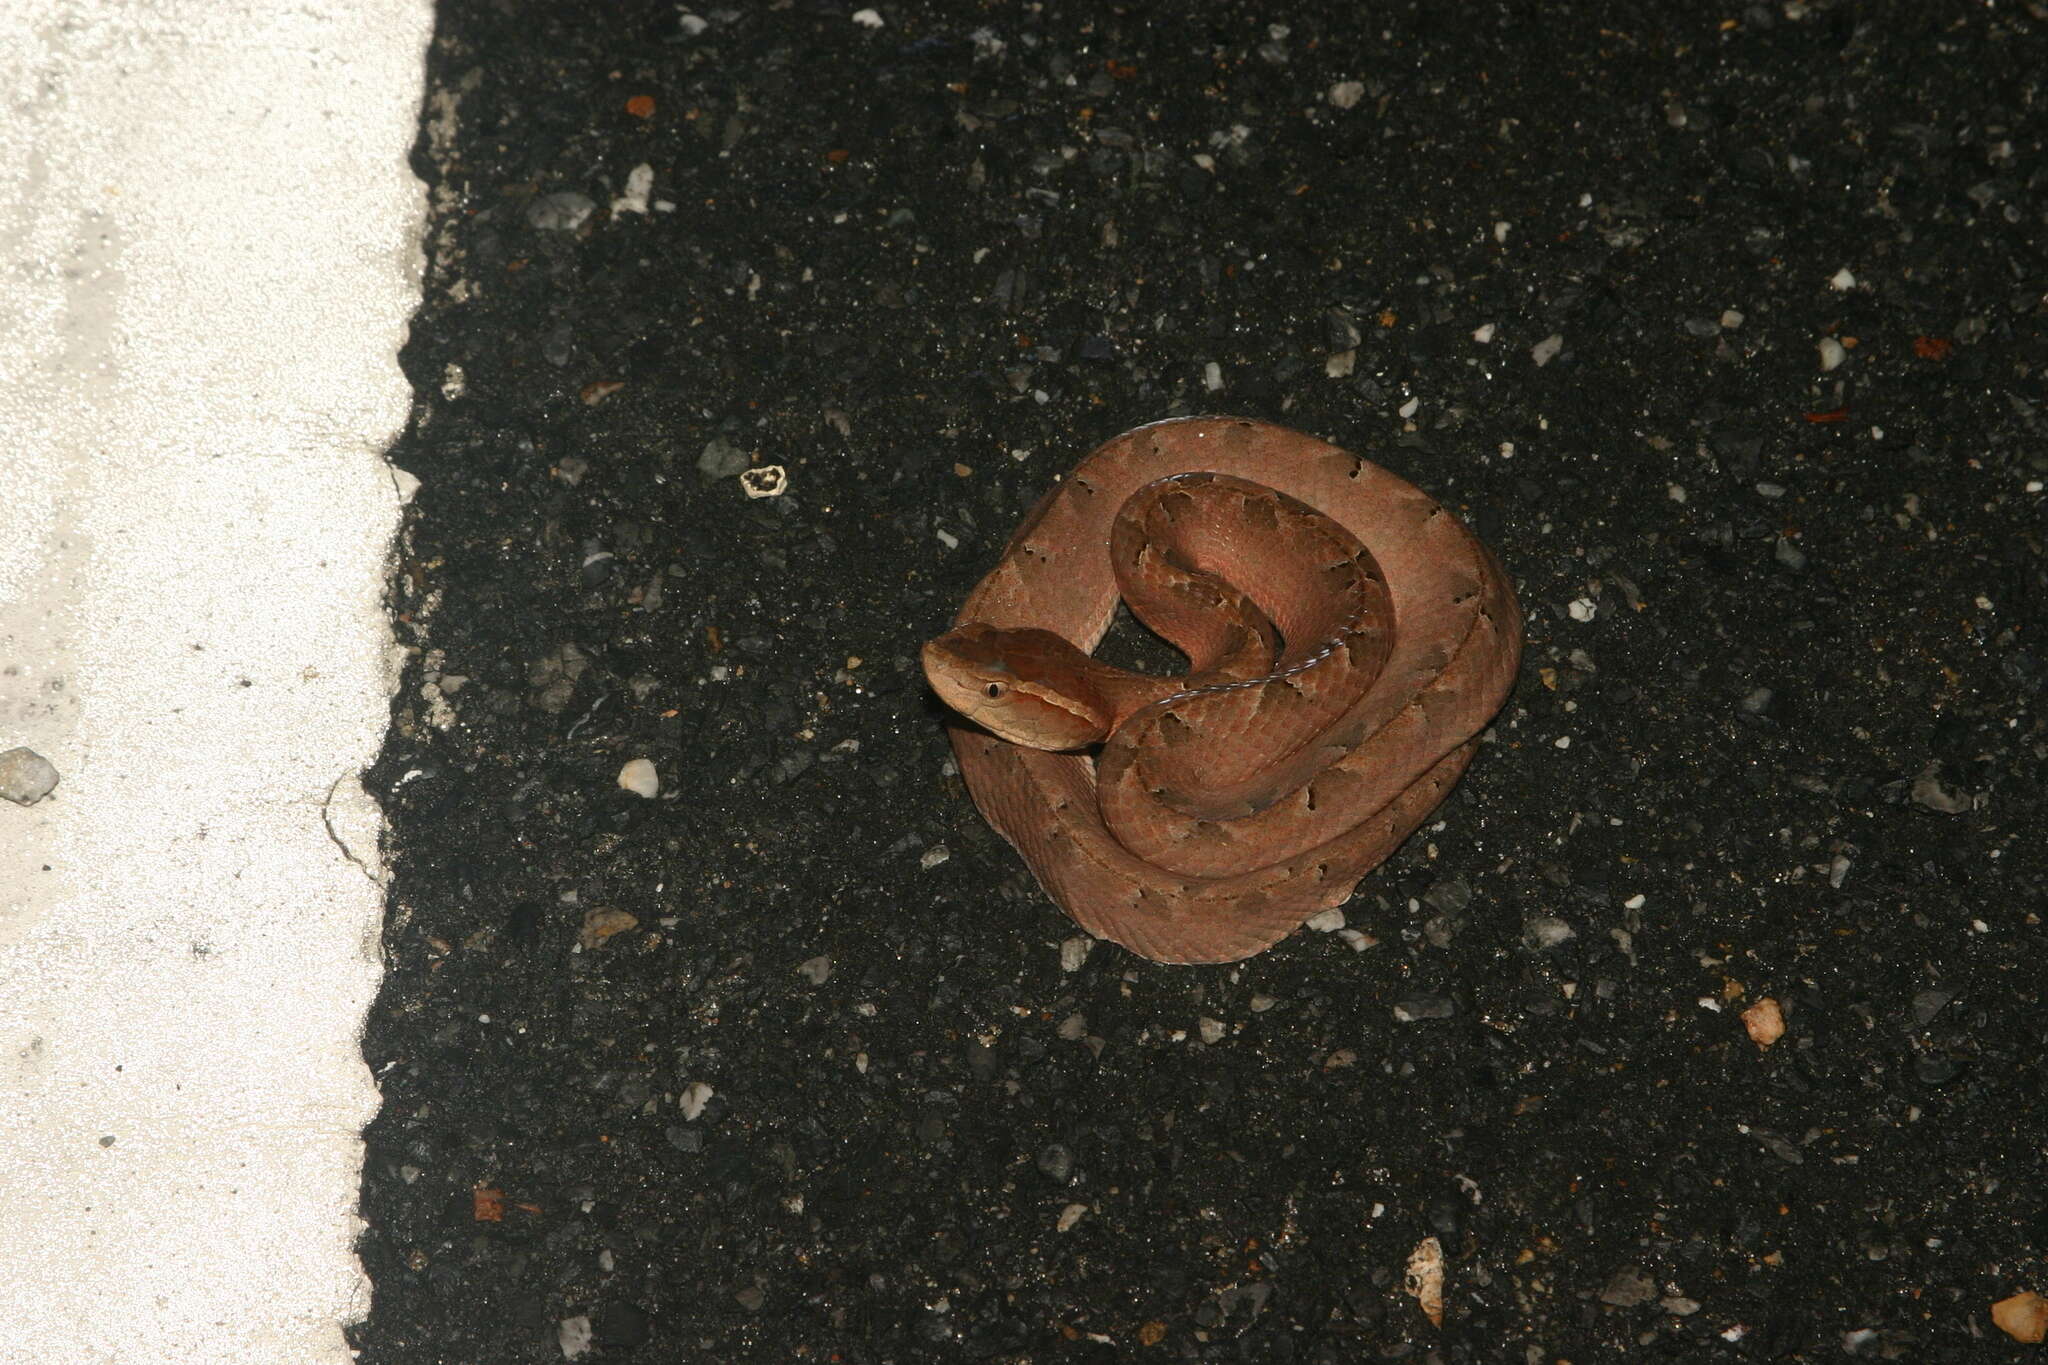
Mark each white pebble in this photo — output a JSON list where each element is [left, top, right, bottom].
[[1720, 309, 1744, 329], [1305, 908, 1346, 933], [1198, 1017, 1226, 1044], [1829, 266, 1857, 291], [1531, 333, 1564, 367], [1568, 597, 1597, 622], [741, 465, 788, 499], [852, 8, 884, 28], [616, 757, 659, 798], [1817, 336, 1846, 371], [1203, 361, 1224, 391], [1057, 1203, 1089, 1232], [558, 1315, 594, 1359], [1060, 936, 1094, 972], [610, 163, 654, 217], [1472, 322, 1496, 343], [679, 1082, 714, 1121], [1327, 80, 1365, 109]]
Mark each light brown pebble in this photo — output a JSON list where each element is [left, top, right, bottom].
[[1405, 1235, 1444, 1326], [1992, 1291, 2048, 1344], [578, 906, 638, 949], [1742, 997, 1786, 1049]]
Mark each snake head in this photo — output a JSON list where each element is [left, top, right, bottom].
[[921, 623, 1113, 750]]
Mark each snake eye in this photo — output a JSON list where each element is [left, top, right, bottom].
[[984, 683, 1005, 699]]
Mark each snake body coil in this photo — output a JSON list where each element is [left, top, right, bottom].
[[923, 417, 1522, 964]]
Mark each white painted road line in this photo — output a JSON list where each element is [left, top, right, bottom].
[[0, 4, 430, 1360]]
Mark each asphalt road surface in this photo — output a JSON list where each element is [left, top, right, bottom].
[[8, 2, 2047, 1362]]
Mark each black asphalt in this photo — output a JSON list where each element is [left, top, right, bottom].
[[351, 2, 2047, 1359]]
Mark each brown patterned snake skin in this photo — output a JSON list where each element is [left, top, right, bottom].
[[923, 417, 1522, 964]]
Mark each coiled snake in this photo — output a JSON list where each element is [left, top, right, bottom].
[[923, 417, 1521, 964]]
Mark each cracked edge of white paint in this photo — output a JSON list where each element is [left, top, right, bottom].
[[0, 3, 432, 1359]]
